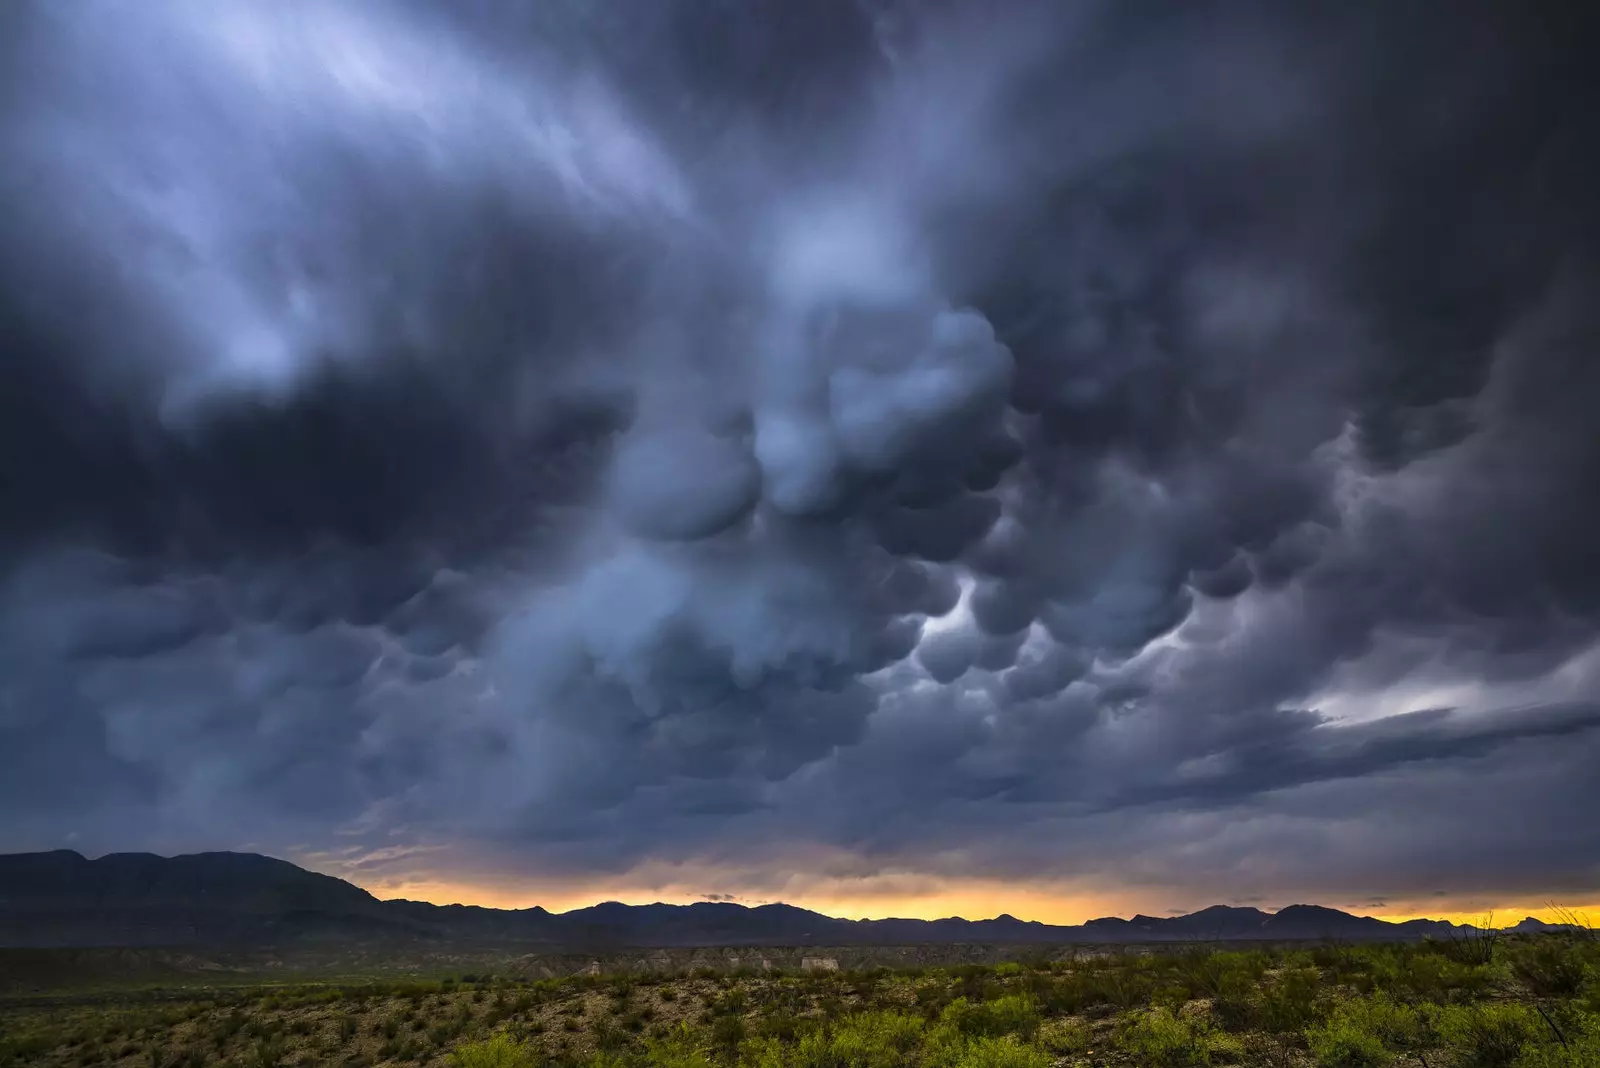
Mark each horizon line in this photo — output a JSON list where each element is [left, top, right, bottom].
[[14, 847, 1591, 930], [371, 892, 1560, 929]]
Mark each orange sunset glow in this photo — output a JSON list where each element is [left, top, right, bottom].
[[331, 861, 1599, 930]]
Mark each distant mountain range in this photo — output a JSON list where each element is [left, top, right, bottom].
[[0, 850, 1573, 949]]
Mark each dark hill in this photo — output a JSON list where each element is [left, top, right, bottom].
[[0, 850, 1472, 949], [0, 850, 412, 947], [0, 850, 378, 912]]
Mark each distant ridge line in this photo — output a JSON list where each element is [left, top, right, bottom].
[[0, 850, 1574, 949]]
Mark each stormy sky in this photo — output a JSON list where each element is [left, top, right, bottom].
[[3, 0, 1599, 921]]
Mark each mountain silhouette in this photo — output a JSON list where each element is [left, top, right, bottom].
[[0, 850, 1483, 949]]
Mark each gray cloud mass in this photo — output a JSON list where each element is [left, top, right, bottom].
[[2, 0, 1599, 909]]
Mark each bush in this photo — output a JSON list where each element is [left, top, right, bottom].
[[1328, 994, 1430, 1051], [710, 1013, 747, 1058], [1153, 983, 1194, 1014], [1260, 967, 1323, 1034], [1428, 924, 1501, 966], [1436, 1003, 1544, 1068], [1307, 1017, 1393, 1068], [594, 1016, 631, 1053], [1210, 994, 1258, 1032], [1179, 950, 1266, 1002], [1512, 939, 1590, 1000], [1512, 1023, 1600, 1068], [639, 1026, 717, 1068], [448, 1036, 540, 1068], [1117, 1007, 1212, 1067], [1028, 974, 1092, 1016], [752, 1011, 803, 1043], [248, 1036, 288, 1068], [1375, 948, 1494, 1003], [939, 995, 1039, 1039], [1037, 1018, 1091, 1056], [946, 1036, 1052, 1068], [813, 1012, 924, 1068], [1087, 966, 1155, 1011]]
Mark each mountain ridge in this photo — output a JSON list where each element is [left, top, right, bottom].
[[0, 850, 1561, 949]]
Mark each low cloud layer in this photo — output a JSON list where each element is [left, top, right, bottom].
[[3, 0, 1599, 914]]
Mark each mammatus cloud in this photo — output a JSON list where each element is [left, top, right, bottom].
[[2, 0, 1599, 914]]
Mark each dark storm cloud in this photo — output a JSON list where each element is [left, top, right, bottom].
[[2, 0, 1599, 907]]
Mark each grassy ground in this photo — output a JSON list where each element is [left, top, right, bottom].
[[2, 932, 1597, 1067]]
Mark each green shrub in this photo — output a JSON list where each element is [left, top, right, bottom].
[[1330, 994, 1429, 1050], [594, 1015, 630, 1053], [1307, 1017, 1392, 1068], [1512, 1021, 1600, 1067], [1437, 1003, 1543, 1068], [947, 1035, 1052, 1068], [710, 1013, 747, 1057], [0, 1036, 52, 1063], [449, 1033, 538, 1068], [1210, 994, 1258, 1032], [1260, 967, 1322, 1033], [1117, 1007, 1212, 1067], [247, 1035, 289, 1068], [939, 995, 1039, 1039], [1087, 966, 1155, 1011], [1371, 947, 1494, 1002], [1512, 939, 1590, 1000], [811, 1011, 924, 1068], [752, 1011, 804, 1042], [1153, 982, 1194, 1014], [1179, 950, 1266, 1002], [1027, 974, 1090, 1016], [916, 1023, 1039, 1068], [1037, 1018, 1091, 1055]]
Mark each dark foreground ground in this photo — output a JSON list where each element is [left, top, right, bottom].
[[2, 933, 1597, 1067]]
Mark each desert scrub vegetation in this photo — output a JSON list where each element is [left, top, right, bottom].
[[1, 928, 1597, 1067]]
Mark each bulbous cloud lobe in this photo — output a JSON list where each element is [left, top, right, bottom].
[[2, 0, 1599, 906]]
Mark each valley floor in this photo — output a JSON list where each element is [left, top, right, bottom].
[[2, 933, 1597, 1067]]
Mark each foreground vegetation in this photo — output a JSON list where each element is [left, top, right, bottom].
[[2, 929, 1598, 1067]]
